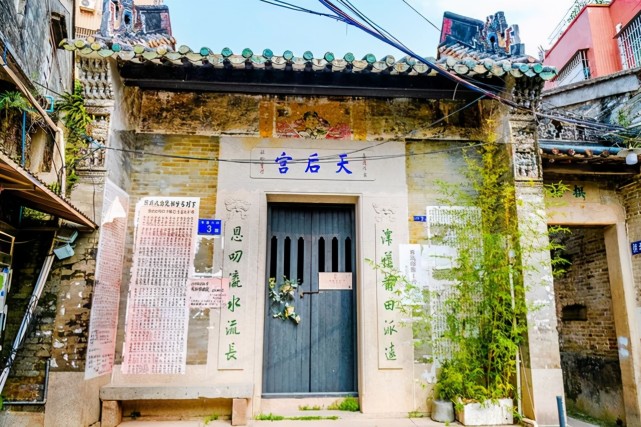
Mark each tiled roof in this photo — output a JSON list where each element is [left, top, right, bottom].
[[438, 42, 556, 80], [60, 38, 556, 80]]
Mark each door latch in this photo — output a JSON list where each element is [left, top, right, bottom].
[[300, 291, 320, 299]]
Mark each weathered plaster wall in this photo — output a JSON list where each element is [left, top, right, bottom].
[[0, 0, 74, 96], [105, 90, 494, 417], [0, 230, 103, 426], [554, 227, 625, 424], [114, 133, 220, 365], [0, 0, 73, 164]]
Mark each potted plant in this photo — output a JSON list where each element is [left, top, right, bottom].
[[370, 138, 567, 425], [424, 140, 541, 425]]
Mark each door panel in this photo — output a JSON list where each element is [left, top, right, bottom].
[[263, 204, 356, 396]]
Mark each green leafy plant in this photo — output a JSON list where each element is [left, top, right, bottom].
[[568, 0, 609, 22], [203, 413, 219, 424], [255, 413, 285, 421], [298, 404, 322, 411], [56, 81, 93, 191], [0, 90, 29, 118], [0, 90, 30, 159], [327, 396, 359, 412], [268, 276, 301, 324], [254, 413, 339, 421], [370, 135, 569, 410], [432, 140, 530, 404]]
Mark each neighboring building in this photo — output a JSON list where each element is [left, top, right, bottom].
[[539, 67, 641, 425], [544, 0, 641, 87], [76, 0, 168, 38], [542, 3, 641, 422]]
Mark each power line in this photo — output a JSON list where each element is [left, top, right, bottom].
[[401, 0, 440, 33], [264, 0, 626, 134]]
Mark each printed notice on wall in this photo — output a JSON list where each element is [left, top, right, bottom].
[[85, 180, 130, 379], [188, 277, 229, 308], [122, 197, 199, 375]]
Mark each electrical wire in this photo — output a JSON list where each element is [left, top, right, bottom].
[[401, 0, 441, 33], [89, 136, 486, 164], [262, 0, 627, 135], [80, 93, 487, 165], [257, 0, 347, 21]]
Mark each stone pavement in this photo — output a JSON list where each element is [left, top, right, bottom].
[[115, 411, 595, 427], [116, 410, 514, 427]]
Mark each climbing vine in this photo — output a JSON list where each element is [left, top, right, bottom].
[[57, 81, 92, 191]]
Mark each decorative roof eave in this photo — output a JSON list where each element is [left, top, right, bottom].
[[438, 43, 557, 81], [0, 151, 97, 230], [60, 38, 557, 81], [538, 140, 641, 175]]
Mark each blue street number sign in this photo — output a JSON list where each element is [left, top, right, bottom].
[[198, 219, 222, 236], [632, 240, 641, 255], [413, 216, 427, 222]]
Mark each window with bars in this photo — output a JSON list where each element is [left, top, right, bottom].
[[618, 14, 641, 70], [554, 50, 590, 87]]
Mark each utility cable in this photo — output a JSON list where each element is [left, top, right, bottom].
[[401, 0, 441, 33], [263, 0, 626, 134]]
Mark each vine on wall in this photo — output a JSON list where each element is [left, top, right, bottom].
[[57, 81, 93, 192]]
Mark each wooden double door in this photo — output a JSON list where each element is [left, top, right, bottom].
[[263, 204, 357, 396]]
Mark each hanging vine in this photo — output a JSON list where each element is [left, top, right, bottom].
[[268, 276, 301, 324]]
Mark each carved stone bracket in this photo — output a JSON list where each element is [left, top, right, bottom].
[[77, 57, 114, 103], [225, 199, 251, 220], [537, 117, 600, 142], [511, 121, 542, 181], [511, 77, 544, 111], [373, 203, 397, 223]]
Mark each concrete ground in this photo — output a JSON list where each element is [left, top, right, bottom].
[[119, 419, 464, 427], [116, 410, 513, 426], [567, 416, 599, 427], [116, 411, 598, 427]]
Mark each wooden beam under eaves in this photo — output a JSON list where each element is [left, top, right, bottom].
[[543, 164, 639, 175], [0, 182, 36, 191]]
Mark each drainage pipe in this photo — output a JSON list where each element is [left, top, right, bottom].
[[0, 238, 56, 395], [556, 396, 567, 427]]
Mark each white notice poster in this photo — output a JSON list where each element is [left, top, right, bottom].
[[122, 197, 199, 375], [85, 180, 130, 379]]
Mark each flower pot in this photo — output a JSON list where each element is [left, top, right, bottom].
[[455, 398, 513, 426], [431, 399, 454, 423]]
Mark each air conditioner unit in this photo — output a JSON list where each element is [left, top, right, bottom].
[[79, 0, 97, 12]]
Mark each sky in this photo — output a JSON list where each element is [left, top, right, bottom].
[[163, 0, 579, 60]]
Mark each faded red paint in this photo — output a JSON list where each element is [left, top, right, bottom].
[[440, 18, 452, 43], [544, 0, 639, 83], [275, 108, 352, 140]]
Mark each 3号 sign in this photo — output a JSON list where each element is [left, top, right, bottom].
[[198, 219, 222, 236]]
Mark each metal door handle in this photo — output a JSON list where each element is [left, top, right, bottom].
[[300, 291, 319, 299]]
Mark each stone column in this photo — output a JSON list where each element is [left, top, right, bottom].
[[508, 108, 565, 426], [604, 223, 641, 425]]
